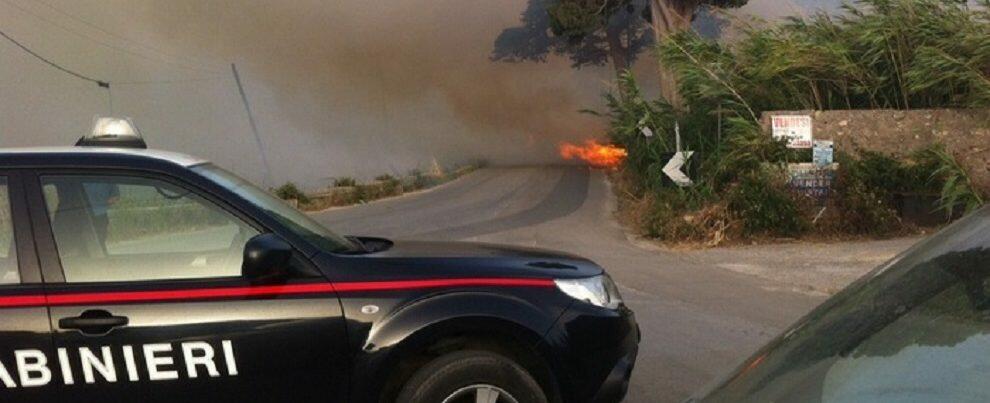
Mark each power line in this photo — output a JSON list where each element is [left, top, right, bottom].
[[30, 0, 223, 72], [0, 10, 231, 117], [0, 27, 107, 87], [0, 0, 221, 74], [113, 77, 227, 86], [0, 25, 221, 116]]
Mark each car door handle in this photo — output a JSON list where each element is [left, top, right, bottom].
[[59, 310, 129, 335]]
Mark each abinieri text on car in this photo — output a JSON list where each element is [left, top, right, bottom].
[[0, 122, 638, 403]]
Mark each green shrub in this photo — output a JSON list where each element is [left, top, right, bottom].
[[706, 118, 791, 190], [107, 203, 223, 242], [659, 0, 990, 114], [727, 169, 808, 237], [832, 173, 903, 235], [605, 0, 990, 243], [374, 174, 402, 196], [641, 188, 703, 241], [0, 187, 9, 255], [351, 185, 367, 203], [591, 72, 676, 190], [921, 145, 986, 216], [333, 177, 357, 187], [827, 148, 961, 234], [830, 153, 907, 235], [410, 170, 442, 189], [838, 150, 938, 199], [273, 182, 309, 204]]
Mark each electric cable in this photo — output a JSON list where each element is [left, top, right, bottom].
[[1, 24, 224, 118], [0, 26, 108, 87], [113, 77, 228, 85], [31, 0, 220, 71], [0, 0, 222, 74]]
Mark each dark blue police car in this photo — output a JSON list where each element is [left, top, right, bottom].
[[0, 119, 638, 403]]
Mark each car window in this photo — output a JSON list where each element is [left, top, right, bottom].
[[0, 177, 18, 285], [42, 175, 259, 283], [700, 206, 990, 402], [192, 164, 360, 253]]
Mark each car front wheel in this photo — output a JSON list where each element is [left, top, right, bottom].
[[396, 350, 548, 403]]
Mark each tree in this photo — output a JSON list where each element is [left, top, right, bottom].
[[648, 0, 748, 107], [493, 0, 749, 106], [491, 0, 653, 80]]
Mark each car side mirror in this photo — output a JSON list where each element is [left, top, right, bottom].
[[242, 233, 293, 283]]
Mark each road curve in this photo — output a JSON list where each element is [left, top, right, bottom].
[[312, 166, 822, 402]]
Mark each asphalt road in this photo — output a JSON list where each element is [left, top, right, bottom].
[[312, 166, 824, 402]]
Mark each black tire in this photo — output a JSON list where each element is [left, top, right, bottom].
[[396, 350, 548, 403]]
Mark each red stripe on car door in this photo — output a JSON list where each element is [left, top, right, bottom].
[[0, 278, 555, 308]]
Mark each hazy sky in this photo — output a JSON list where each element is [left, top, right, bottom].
[[0, 0, 834, 188]]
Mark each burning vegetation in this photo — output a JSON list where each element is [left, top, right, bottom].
[[559, 139, 627, 169]]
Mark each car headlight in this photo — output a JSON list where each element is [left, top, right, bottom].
[[554, 274, 623, 309]]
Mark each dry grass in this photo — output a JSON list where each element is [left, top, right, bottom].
[[611, 170, 740, 248]]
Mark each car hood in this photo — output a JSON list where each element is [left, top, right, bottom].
[[327, 240, 604, 280]]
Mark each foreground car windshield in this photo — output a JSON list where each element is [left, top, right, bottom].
[[701, 206, 990, 402], [193, 164, 359, 254]]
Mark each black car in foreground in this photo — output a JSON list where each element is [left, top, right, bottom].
[[0, 144, 638, 402], [694, 205, 990, 402]]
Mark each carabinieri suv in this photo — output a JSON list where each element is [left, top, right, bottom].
[[0, 141, 638, 402]]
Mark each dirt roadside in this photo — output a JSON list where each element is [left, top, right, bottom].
[[628, 234, 921, 297]]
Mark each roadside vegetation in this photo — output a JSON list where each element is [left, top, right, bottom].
[[272, 163, 481, 212], [274, 182, 310, 205], [605, 0, 989, 246], [0, 186, 11, 257]]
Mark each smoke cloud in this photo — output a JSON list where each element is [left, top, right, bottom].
[[129, 0, 613, 186], [0, 0, 832, 187]]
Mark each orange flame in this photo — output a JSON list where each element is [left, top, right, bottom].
[[559, 139, 627, 169]]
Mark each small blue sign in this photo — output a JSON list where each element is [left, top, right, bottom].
[[813, 140, 834, 167]]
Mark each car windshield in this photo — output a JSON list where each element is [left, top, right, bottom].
[[192, 164, 359, 254], [700, 206, 990, 403]]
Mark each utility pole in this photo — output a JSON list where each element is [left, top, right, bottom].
[[100, 81, 113, 115], [231, 63, 274, 189]]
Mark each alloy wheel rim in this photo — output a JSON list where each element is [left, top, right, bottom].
[[441, 384, 520, 403]]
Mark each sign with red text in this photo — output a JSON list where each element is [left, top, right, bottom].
[[771, 115, 813, 149]]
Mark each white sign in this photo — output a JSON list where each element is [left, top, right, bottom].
[[771, 115, 813, 149], [638, 115, 653, 137], [813, 140, 834, 166], [663, 151, 694, 187]]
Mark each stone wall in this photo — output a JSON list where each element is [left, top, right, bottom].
[[761, 109, 990, 192]]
